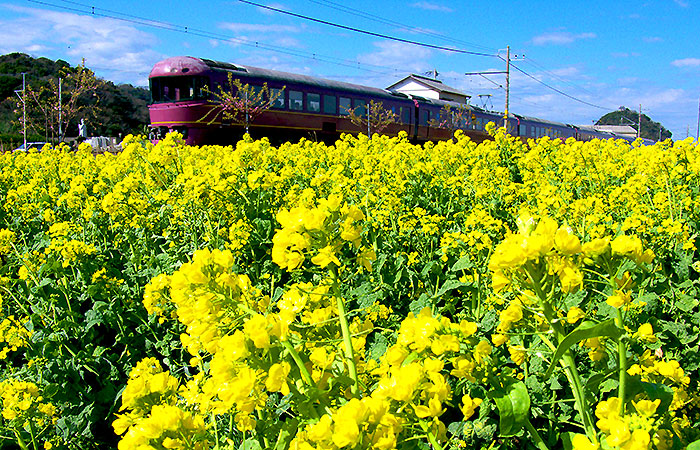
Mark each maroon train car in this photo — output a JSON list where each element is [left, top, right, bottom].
[[147, 56, 483, 145], [148, 56, 639, 146]]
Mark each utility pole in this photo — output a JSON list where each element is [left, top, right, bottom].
[[58, 77, 62, 142], [465, 45, 523, 127], [696, 95, 699, 141], [14, 73, 26, 150], [505, 45, 510, 121], [637, 104, 641, 139], [22, 73, 26, 150]]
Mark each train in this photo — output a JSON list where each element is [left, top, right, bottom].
[[147, 56, 648, 145]]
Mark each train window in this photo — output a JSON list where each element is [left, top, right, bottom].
[[323, 95, 336, 114], [339, 97, 351, 115], [270, 88, 285, 109], [289, 91, 303, 111], [307, 93, 321, 112], [151, 76, 210, 103], [420, 110, 430, 125], [402, 107, 410, 124], [353, 99, 367, 117], [519, 124, 527, 136]]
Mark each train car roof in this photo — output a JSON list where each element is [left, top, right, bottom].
[[200, 57, 402, 101], [515, 114, 569, 128]]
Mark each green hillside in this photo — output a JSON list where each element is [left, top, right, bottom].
[[596, 107, 672, 141], [0, 52, 150, 149]]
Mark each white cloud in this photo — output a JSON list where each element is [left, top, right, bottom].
[[410, 2, 455, 12], [643, 36, 663, 43], [617, 76, 640, 85], [522, 93, 556, 104], [219, 23, 302, 33], [0, 4, 161, 85], [531, 31, 596, 46], [674, 0, 689, 7], [549, 66, 581, 77], [217, 21, 304, 49], [671, 58, 700, 67], [639, 88, 685, 109], [357, 41, 433, 74]]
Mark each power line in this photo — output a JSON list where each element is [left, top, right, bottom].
[[503, 58, 612, 110], [241, 0, 618, 112], [302, 0, 496, 53], [30, 0, 619, 113], [520, 58, 600, 99], [25, 0, 425, 79], [238, 0, 497, 58]]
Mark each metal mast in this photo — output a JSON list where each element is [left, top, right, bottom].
[[505, 46, 510, 121], [14, 73, 27, 150]]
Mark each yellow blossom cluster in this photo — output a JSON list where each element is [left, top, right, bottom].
[[272, 194, 370, 271], [0, 315, 32, 359], [0, 129, 699, 449], [0, 379, 57, 427]]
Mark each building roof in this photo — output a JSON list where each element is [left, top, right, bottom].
[[386, 74, 470, 98], [592, 125, 637, 135]]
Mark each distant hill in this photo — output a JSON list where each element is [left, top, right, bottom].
[[0, 52, 150, 147], [597, 107, 672, 141]]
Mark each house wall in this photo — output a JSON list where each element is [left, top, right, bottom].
[[391, 80, 440, 100]]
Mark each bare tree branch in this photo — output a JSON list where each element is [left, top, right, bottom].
[[347, 100, 398, 137], [200, 72, 285, 134]]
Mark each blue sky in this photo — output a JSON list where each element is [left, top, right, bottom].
[[2, 0, 699, 139]]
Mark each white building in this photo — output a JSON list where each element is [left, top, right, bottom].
[[387, 74, 471, 104], [592, 125, 638, 139]]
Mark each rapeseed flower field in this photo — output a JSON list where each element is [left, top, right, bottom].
[[0, 125, 699, 450]]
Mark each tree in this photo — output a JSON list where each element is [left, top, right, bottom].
[[347, 100, 397, 137], [429, 103, 472, 141], [201, 72, 284, 134], [596, 107, 672, 141], [12, 59, 104, 142], [0, 53, 149, 148]]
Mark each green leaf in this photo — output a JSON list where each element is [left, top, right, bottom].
[[584, 368, 617, 394], [544, 319, 623, 378], [560, 431, 575, 450], [450, 255, 473, 272], [687, 439, 700, 450], [409, 293, 431, 315], [626, 378, 674, 413], [238, 439, 263, 450], [273, 418, 298, 450], [433, 279, 464, 298], [489, 380, 530, 437]]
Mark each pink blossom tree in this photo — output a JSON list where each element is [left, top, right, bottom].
[[201, 72, 284, 134]]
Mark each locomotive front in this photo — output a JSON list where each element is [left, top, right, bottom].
[[148, 56, 216, 145]]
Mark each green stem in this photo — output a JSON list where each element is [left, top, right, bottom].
[[524, 418, 549, 450], [281, 340, 314, 387], [256, 410, 270, 449], [331, 269, 359, 397], [525, 264, 597, 441], [336, 291, 359, 396], [212, 412, 220, 449], [616, 308, 628, 415], [560, 352, 596, 440], [28, 421, 38, 450], [280, 339, 324, 419], [419, 421, 444, 450], [13, 430, 30, 450]]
